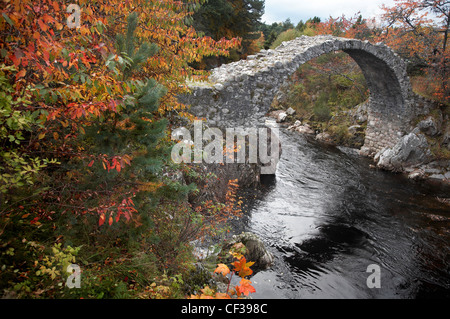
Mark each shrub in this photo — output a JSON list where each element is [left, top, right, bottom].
[[270, 29, 303, 49], [313, 103, 332, 122]]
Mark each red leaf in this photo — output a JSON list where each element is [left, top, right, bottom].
[[15, 69, 26, 80], [37, 19, 48, 32], [99, 214, 106, 226], [43, 50, 50, 66], [88, 160, 94, 167], [10, 50, 22, 67]]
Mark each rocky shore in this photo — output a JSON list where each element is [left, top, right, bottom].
[[269, 104, 450, 185]]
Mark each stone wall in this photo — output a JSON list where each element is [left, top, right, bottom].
[[178, 35, 419, 155]]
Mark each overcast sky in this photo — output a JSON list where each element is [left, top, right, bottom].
[[262, 0, 398, 24]]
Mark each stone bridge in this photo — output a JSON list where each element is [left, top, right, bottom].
[[179, 35, 422, 155]]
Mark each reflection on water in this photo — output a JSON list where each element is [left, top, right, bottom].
[[238, 128, 450, 299]]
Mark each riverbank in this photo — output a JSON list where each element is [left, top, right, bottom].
[[267, 103, 450, 185]]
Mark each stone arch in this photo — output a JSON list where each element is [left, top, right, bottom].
[[179, 35, 417, 154]]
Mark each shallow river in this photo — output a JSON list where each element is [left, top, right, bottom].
[[236, 125, 450, 299]]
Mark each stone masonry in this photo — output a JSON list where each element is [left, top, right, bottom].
[[178, 35, 422, 155]]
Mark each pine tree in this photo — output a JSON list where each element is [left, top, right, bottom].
[[116, 13, 159, 79], [82, 13, 195, 227]]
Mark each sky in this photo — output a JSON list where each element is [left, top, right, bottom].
[[262, 0, 398, 24]]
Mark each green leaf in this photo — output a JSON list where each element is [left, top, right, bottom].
[[2, 13, 14, 27]]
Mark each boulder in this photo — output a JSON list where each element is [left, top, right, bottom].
[[296, 125, 315, 135], [376, 132, 433, 172], [316, 132, 333, 143], [277, 112, 288, 123], [376, 147, 395, 170], [288, 120, 302, 131], [408, 169, 426, 181], [223, 233, 273, 271], [417, 116, 440, 137], [429, 174, 446, 181], [286, 107, 296, 116], [267, 110, 284, 121]]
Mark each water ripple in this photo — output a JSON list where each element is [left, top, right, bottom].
[[241, 128, 450, 299]]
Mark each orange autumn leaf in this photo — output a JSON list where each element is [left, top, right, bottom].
[[37, 19, 48, 32], [233, 257, 254, 278], [214, 264, 231, 277], [235, 279, 256, 297]]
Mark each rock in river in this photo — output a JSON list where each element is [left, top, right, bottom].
[[223, 232, 273, 271]]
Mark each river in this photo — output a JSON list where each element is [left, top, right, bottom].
[[234, 123, 450, 299]]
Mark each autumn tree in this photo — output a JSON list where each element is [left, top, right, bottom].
[[0, 0, 241, 219], [314, 13, 375, 40], [377, 0, 449, 102], [0, 0, 241, 298], [192, 0, 265, 66]]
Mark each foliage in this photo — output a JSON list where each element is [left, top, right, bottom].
[[0, 65, 59, 195], [0, 0, 238, 220], [0, 0, 243, 299], [270, 29, 303, 49], [191, 0, 265, 67], [376, 0, 449, 103], [0, 228, 82, 299], [192, 0, 264, 41], [259, 17, 321, 49], [272, 48, 368, 148], [277, 51, 368, 120], [190, 243, 256, 299], [314, 13, 376, 40]]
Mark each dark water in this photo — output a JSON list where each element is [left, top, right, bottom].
[[238, 125, 450, 299]]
